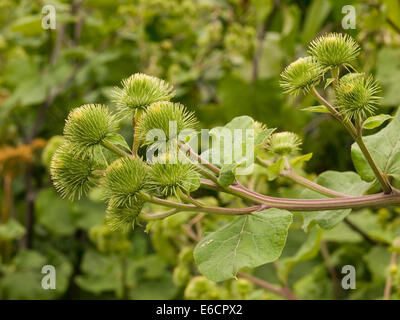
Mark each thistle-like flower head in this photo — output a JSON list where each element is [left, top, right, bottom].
[[102, 157, 148, 207], [105, 200, 145, 232], [149, 154, 200, 197], [335, 73, 381, 121], [280, 57, 324, 96], [112, 73, 175, 118], [64, 104, 119, 156], [137, 101, 197, 144], [308, 33, 360, 69], [50, 143, 98, 200], [266, 132, 302, 155]]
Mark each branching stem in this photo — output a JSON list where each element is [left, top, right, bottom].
[[237, 271, 298, 300], [139, 191, 264, 217], [383, 250, 399, 300], [281, 168, 348, 198], [101, 140, 132, 158], [140, 208, 181, 221], [132, 110, 142, 157], [311, 86, 392, 194], [200, 178, 400, 211], [178, 141, 221, 175], [355, 135, 392, 194]]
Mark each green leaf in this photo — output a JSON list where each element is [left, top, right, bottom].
[[217, 163, 237, 187], [347, 210, 400, 244], [278, 227, 322, 283], [363, 114, 392, 130], [301, 105, 329, 113], [75, 249, 124, 297], [364, 247, 393, 283], [202, 116, 274, 177], [376, 48, 400, 105], [301, 0, 331, 44], [252, 0, 273, 24], [35, 188, 76, 236], [255, 127, 276, 150], [129, 274, 177, 300], [71, 198, 106, 230], [193, 208, 292, 282], [0, 219, 25, 241], [290, 153, 313, 167], [1, 249, 72, 299], [293, 265, 333, 299], [127, 255, 178, 299], [267, 157, 285, 181], [351, 109, 400, 182], [322, 222, 363, 243], [9, 15, 43, 37], [104, 133, 131, 152], [300, 171, 371, 231]]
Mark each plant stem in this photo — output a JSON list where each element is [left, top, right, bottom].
[[277, 165, 384, 245], [101, 140, 131, 158], [256, 155, 347, 198], [140, 208, 181, 221], [311, 87, 357, 138], [141, 140, 399, 215], [1, 174, 12, 224], [251, 0, 279, 82], [311, 86, 392, 194], [320, 241, 340, 299], [311, 87, 343, 121], [1, 174, 13, 261], [281, 169, 348, 198], [139, 177, 400, 219], [139, 191, 263, 216], [200, 178, 400, 211], [178, 141, 221, 175], [192, 163, 219, 184], [177, 143, 220, 184], [178, 189, 206, 207], [355, 135, 392, 194], [343, 217, 378, 245], [383, 250, 399, 300], [132, 110, 142, 156], [331, 67, 340, 85], [237, 271, 298, 300]]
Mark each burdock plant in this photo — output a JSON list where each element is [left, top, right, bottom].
[[51, 34, 400, 293], [308, 32, 360, 69], [266, 132, 302, 156]]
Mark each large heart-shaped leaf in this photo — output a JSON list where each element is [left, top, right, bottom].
[[193, 208, 292, 282]]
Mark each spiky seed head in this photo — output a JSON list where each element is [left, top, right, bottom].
[[280, 57, 324, 96], [50, 143, 97, 200], [112, 73, 175, 118], [102, 157, 148, 207], [335, 73, 381, 121], [137, 101, 197, 144], [149, 154, 200, 196], [308, 33, 360, 69], [105, 200, 144, 232], [266, 132, 302, 155], [64, 104, 119, 157]]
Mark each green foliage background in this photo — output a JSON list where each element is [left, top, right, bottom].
[[1, 0, 400, 299]]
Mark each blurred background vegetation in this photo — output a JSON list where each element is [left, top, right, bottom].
[[1, 0, 400, 299]]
